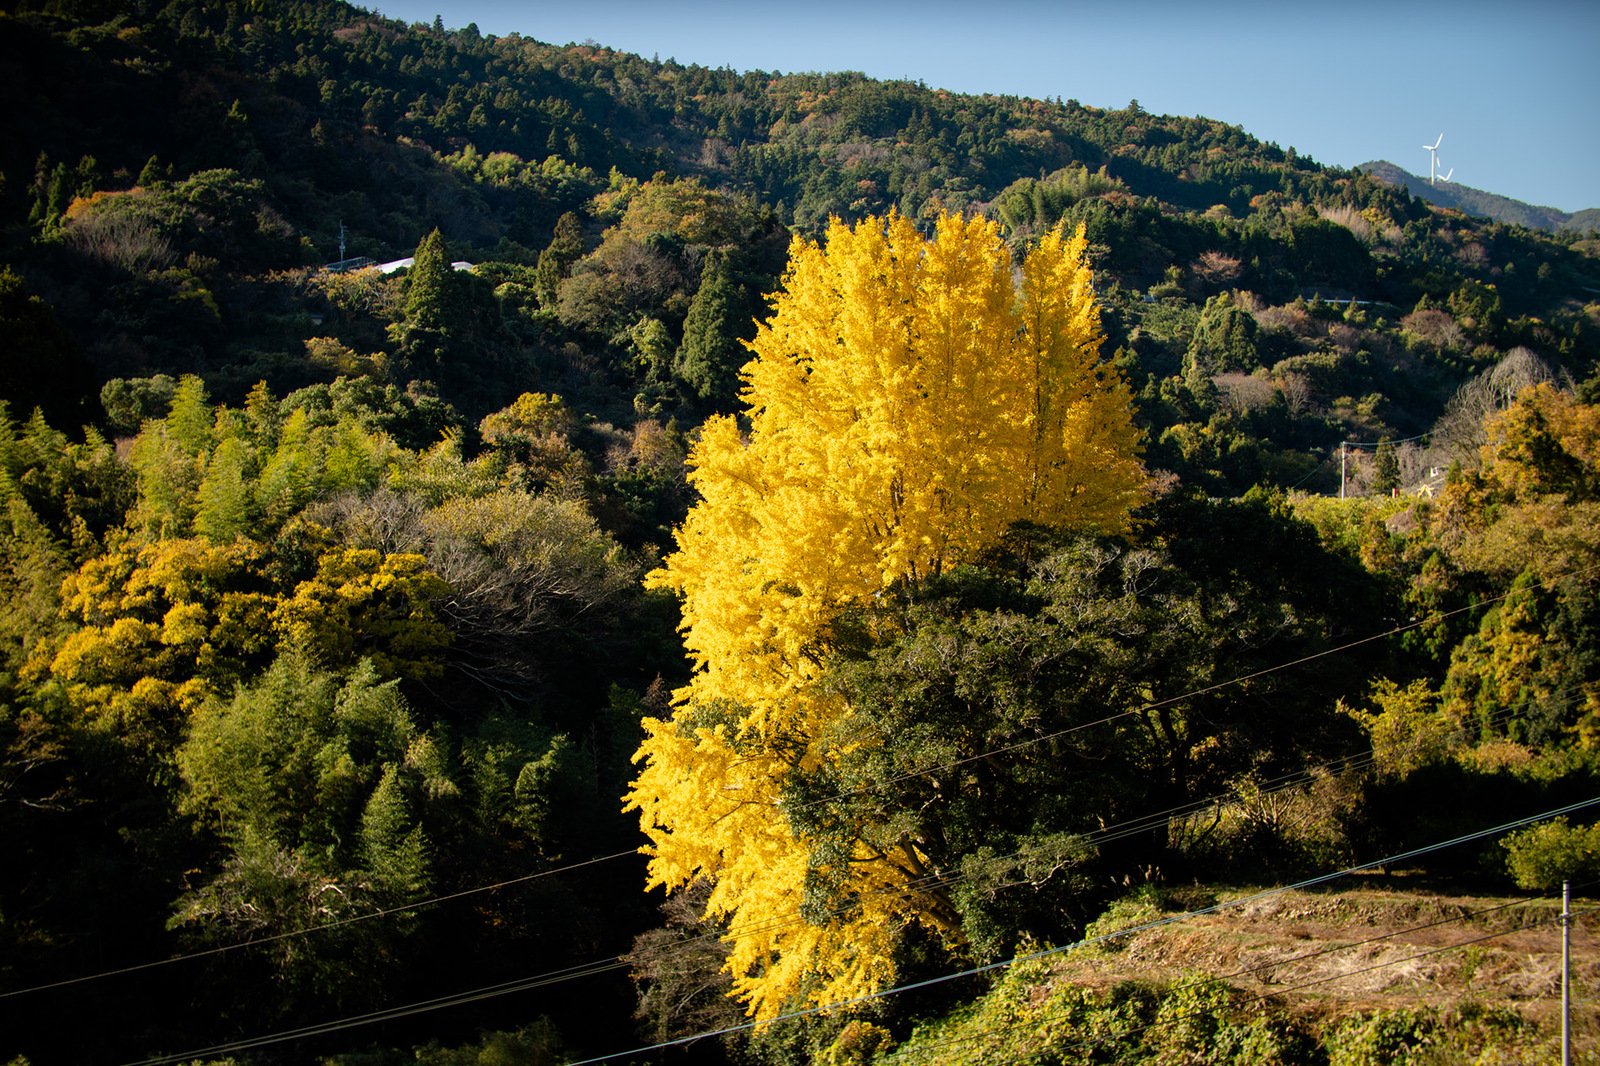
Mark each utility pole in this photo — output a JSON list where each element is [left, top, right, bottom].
[[1340, 441, 1346, 500], [1563, 879, 1572, 1066]]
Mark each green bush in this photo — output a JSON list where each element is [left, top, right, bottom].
[[1081, 897, 1165, 953], [1327, 1008, 1437, 1066], [1501, 819, 1600, 890]]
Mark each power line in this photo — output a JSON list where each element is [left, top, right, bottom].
[[785, 562, 1598, 819], [105, 740, 1596, 1065], [557, 795, 1600, 1064], [892, 893, 1578, 1062], [99, 543, 1600, 1059], [0, 847, 640, 1001], [895, 881, 1600, 1059], [135, 795, 1586, 1066], [90, 704, 1544, 1060], [887, 694, 1548, 911], [582, 693, 1544, 1032], [1286, 455, 1333, 490], [2, 537, 1578, 1036], [1339, 429, 1433, 448], [19, 558, 1584, 1005]]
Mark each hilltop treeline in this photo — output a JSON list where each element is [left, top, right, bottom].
[[1, 2, 1599, 1064]]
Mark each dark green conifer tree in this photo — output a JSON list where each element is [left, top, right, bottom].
[[1187, 291, 1263, 374], [405, 228, 454, 331], [1373, 437, 1401, 495], [533, 212, 584, 307], [675, 252, 749, 410]]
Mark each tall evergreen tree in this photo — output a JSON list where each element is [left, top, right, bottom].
[[405, 228, 454, 331], [1187, 291, 1263, 374], [675, 251, 748, 409], [194, 435, 253, 542], [165, 374, 215, 456], [534, 212, 585, 307], [1373, 437, 1400, 495]]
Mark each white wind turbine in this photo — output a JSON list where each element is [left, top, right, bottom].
[[1423, 133, 1446, 185]]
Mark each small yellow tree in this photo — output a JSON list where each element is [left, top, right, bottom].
[[626, 212, 1147, 1019]]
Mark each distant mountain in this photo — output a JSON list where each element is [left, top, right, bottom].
[[1357, 160, 1598, 233]]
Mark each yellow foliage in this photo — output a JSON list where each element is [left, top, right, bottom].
[[1436, 384, 1600, 578], [42, 536, 276, 728], [1430, 385, 1600, 742], [271, 548, 451, 680], [160, 601, 211, 647], [1346, 678, 1462, 779], [478, 392, 576, 443], [627, 213, 1148, 1020], [1482, 382, 1599, 505], [37, 531, 453, 733]]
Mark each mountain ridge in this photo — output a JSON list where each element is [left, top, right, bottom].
[[1357, 159, 1600, 233]]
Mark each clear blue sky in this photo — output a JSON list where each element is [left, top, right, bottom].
[[373, 0, 1600, 213]]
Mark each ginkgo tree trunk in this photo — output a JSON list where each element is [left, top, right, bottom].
[[626, 211, 1149, 1020]]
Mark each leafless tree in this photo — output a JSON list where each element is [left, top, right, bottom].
[[1277, 372, 1314, 417], [1428, 347, 1555, 466], [1401, 308, 1466, 351], [624, 878, 739, 1044], [65, 208, 175, 275], [1255, 303, 1321, 340], [1188, 250, 1242, 294], [1316, 203, 1375, 243], [312, 488, 642, 700], [1214, 372, 1276, 417]]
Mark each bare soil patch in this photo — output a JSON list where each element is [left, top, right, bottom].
[[1050, 885, 1600, 1043]]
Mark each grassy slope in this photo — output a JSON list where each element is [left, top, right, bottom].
[[874, 882, 1597, 1065]]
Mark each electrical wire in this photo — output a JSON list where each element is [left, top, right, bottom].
[[888, 893, 1576, 1062], [1286, 455, 1333, 490], [786, 562, 1598, 818], [558, 798, 1600, 1064], [18, 565, 1594, 1056], [67, 681, 1545, 1042], [91, 701, 1543, 1055], [14, 558, 1580, 1005], [1338, 429, 1434, 448], [886, 879, 1600, 1061], [113, 794, 1600, 1066], [888, 694, 1550, 910], [0, 847, 641, 1001]]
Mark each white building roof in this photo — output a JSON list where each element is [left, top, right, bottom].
[[375, 257, 475, 273]]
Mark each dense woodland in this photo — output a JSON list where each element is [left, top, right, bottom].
[[1, 2, 1599, 1064]]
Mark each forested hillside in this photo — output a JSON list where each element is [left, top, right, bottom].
[[2, 2, 1599, 1065]]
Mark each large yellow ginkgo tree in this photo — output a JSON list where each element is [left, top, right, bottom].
[[626, 211, 1149, 1020]]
